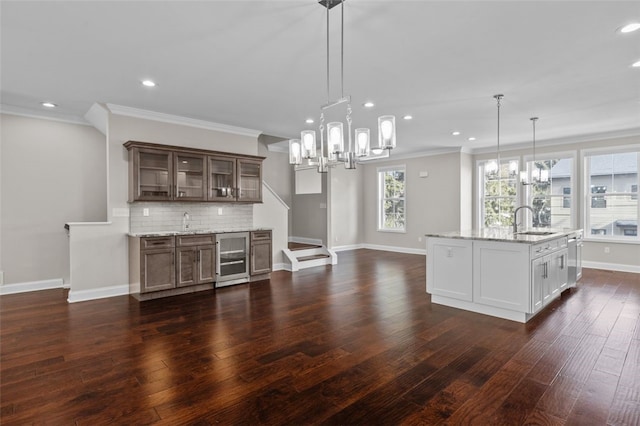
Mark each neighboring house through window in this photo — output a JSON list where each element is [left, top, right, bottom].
[[584, 149, 639, 240]]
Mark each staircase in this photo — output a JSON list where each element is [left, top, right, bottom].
[[283, 242, 337, 272]]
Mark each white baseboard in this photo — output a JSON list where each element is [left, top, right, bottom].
[[332, 244, 365, 252], [272, 263, 291, 272], [361, 244, 427, 256], [288, 236, 324, 246], [582, 261, 640, 274], [0, 278, 64, 295], [67, 284, 129, 303]]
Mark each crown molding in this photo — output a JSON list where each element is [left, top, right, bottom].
[[0, 104, 90, 126], [470, 127, 640, 155], [106, 104, 262, 138]]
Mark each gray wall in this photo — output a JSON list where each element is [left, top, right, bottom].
[[291, 171, 327, 244], [0, 113, 107, 284], [328, 164, 364, 249], [362, 151, 467, 250]]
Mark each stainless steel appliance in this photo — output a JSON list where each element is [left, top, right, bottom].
[[567, 230, 583, 287], [215, 232, 250, 287]]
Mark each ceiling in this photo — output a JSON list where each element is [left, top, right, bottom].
[[2, 1, 639, 156]]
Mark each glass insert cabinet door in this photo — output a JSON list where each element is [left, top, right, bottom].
[[136, 149, 173, 200], [209, 156, 237, 201], [175, 153, 206, 200], [237, 159, 262, 202]]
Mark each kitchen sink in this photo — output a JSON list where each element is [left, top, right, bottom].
[[516, 230, 556, 236]]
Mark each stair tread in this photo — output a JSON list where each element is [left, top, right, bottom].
[[289, 242, 323, 251], [297, 254, 331, 262]]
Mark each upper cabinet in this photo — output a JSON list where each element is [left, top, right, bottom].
[[125, 141, 264, 203]]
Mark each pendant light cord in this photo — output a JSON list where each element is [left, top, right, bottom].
[[341, 0, 344, 99], [326, 3, 330, 104]]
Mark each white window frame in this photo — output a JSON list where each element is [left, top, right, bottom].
[[582, 145, 640, 244], [522, 150, 578, 230], [476, 156, 520, 229], [377, 165, 406, 233]]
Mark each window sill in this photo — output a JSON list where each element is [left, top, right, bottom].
[[377, 229, 407, 234], [583, 237, 639, 245]]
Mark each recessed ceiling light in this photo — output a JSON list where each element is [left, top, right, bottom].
[[141, 79, 157, 87], [633, 60, 640, 68], [452, 131, 460, 136], [468, 137, 476, 141], [363, 101, 375, 108], [620, 23, 640, 33], [403, 115, 413, 120], [305, 118, 314, 124], [41, 102, 57, 108]]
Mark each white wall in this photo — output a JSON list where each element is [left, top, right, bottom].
[[0, 114, 106, 286]]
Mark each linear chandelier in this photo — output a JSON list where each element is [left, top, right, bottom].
[[288, 0, 396, 173]]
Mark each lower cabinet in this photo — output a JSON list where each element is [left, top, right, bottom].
[[531, 248, 568, 313], [250, 230, 272, 276], [130, 230, 272, 297], [426, 238, 473, 301], [176, 234, 216, 287], [473, 241, 530, 312], [136, 237, 176, 293]]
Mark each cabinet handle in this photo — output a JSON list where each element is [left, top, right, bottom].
[[544, 262, 548, 279]]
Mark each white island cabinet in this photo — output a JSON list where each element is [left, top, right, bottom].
[[426, 228, 576, 323]]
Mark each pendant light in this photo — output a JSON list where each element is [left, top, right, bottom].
[[520, 117, 549, 185], [288, 0, 396, 172]]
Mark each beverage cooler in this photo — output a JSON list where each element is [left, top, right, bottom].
[[216, 232, 250, 287]]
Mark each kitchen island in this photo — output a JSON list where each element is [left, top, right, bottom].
[[426, 228, 582, 323]]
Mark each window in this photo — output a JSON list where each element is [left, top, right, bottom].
[[378, 166, 405, 232], [478, 159, 519, 227], [584, 149, 639, 240], [523, 156, 575, 229], [562, 187, 571, 208]]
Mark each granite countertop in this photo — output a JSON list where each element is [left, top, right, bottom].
[[425, 228, 582, 244], [129, 228, 272, 237]]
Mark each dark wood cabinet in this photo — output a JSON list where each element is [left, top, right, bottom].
[[250, 230, 272, 276], [130, 147, 173, 201], [133, 236, 176, 293], [238, 159, 262, 203], [176, 234, 216, 287], [125, 141, 264, 203], [174, 153, 207, 201]]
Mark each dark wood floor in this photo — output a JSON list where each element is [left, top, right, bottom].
[[1, 250, 639, 425]]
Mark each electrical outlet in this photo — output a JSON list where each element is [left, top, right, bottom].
[[418, 236, 422, 242], [604, 246, 610, 254], [0, 271, 3, 285], [143, 208, 149, 217], [218, 208, 223, 215]]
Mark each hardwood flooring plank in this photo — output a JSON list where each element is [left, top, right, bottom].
[[607, 385, 640, 426], [566, 369, 619, 425]]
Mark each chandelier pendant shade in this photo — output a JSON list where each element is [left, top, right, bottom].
[[288, 0, 396, 172]]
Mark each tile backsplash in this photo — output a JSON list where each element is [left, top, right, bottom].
[[129, 202, 253, 233]]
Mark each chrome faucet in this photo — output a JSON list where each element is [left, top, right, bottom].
[[182, 212, 190, 231], [513, 205, 534, 234]]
